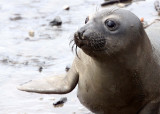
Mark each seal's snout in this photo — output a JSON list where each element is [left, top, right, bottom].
[[75, 29, 86, 40], [74, 30, 88, 48], [74, 27, 106, 51]]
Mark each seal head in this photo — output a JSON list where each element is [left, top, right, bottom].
[[74, 9, 144, 58]]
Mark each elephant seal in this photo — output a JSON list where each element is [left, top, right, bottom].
[[18, 9, 160, 114]]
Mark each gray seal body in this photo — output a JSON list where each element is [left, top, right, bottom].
[[18, 9, 160, 114]]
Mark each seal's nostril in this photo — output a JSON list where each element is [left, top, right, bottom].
[[78, 32, 82, 40], [77, 29, 86, 40], [75, 33, 79, 39]]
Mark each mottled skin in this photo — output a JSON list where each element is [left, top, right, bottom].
[[18, 9, 160, 114]]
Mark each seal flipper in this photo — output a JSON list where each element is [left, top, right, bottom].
[[17, 64, 79, 94]]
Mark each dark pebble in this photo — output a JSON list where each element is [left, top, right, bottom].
[[53, 97, 67, 107], [39, 66, 43, 72], [63, 5, 70, 10], [10, 16, 23, 21], [101, 0, 132, 6], [101, 0, 119, 6], [154, 0, 160, 15], [49, 16, 62, 26], [65, 64, 71, 72]]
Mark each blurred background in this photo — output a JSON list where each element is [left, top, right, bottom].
[[0, 0, 159, 114]]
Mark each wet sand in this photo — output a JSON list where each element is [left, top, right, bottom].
[[0, 0, 159, 114]]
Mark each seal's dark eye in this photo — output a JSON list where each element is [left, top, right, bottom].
[[105, 20, 117, 31], [85, 16, 89, 24]]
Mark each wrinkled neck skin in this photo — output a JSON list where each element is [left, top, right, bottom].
[[80, 30, 160, 102], [93, 32, 152, 70]]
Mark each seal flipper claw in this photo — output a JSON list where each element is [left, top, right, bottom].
[[18, 64, 79, 94]]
